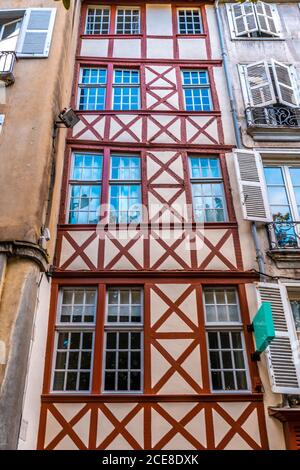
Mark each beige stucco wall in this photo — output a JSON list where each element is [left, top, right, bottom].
[[0, 0, 78, 259]]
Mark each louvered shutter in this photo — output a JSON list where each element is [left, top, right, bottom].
[[257, 283, 300, 394], [271, 60, 300, 108], [231, 3, 258, 37], [256, 2, 280, 37], [245, 61, 276, 107], [233, 150, 272, 223], [17, 9, 56, 58]]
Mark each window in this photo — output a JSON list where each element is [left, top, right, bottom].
[[52, 287, 97, 392], [109, 155, 142, 224], [227, 1, 280, 39], [264, 165, 300, 247], [85, 7, 110, 34], [189, 157, 227, 222], [177, 9, 202, 34], [0, 18, 22, 41], [103, 287, 143, 392], [0, 8, 56, 57], [240, 61, 300, 110], [68, 153, 103, 224], [182, 70, 212, 111], [204, 287, 249, 392], [116, 8, 140, 34], [113, 69, 140, 111], [78, 68, 107, 111]]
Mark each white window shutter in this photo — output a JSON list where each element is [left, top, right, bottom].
[[255, 2, 280, 37], [271, 60, 300, 108], [245, 61, 276, 107], [231, 2, 258, 37], [233, 150, 272, 223], [257, 283, 300, 394], [17, 8, 56, 58]]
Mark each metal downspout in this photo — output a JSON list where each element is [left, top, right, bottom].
[[214, 0, 266, 277]]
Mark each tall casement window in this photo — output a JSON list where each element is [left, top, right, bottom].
[[189, 156, 227, 222], [85, 7, 110, 34], [113, 69, 140, 110], [182, 70, 212, 111], [78, 68, 107, 111], [177, 9, 203, 34], [227, 2, 280, 39], [109, 155, 142, 224], [116, 8, 140, 34], [68, 153, 103, 224], [264, 165, 300, 247], [103, 287, 143, 392], [52, 287, 97, 392], [204, 287, 249, 392]]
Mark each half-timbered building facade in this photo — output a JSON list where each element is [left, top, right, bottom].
[[24, 0, 279, 450]]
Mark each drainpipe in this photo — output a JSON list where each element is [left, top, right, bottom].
[[214, 0, 266, 277]]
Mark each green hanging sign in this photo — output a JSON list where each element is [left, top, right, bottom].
[[252, 302, 275, 354]]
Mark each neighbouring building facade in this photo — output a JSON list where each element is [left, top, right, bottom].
[[219, 0, 300, 450], [0, 0, 80, 450]]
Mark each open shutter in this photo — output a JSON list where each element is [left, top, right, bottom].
[[256, 1, 280, 37], [245, 61, 276, 107], [17, 8, 56, 58], [231, 3, 258, 37], [257, 283, 300, 394], [233, 150, 272, 223], [271, 60, 300, 108]]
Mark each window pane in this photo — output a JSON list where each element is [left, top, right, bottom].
[[207, 330, 248, 392], [104, 331, 142, 392], [107, 288, 143, 323], [52, 331, 93, 392], [178, 9, 202, 35], [72, 154, 103, 181], [86, 8, 110, 34], [59, 288, 97, 323], [116, 9, 140, 34], [204, 288, 240, 323], [69, 185, 101, 224]]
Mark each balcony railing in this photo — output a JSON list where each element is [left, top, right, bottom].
[[267, 221, 300, 250], [0, 51, 17, 86], [246, 106, 300, 128]]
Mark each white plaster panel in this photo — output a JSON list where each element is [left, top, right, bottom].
[[147, 39, 173, 58], [81, 39, 109, 57], [112, 39, 141, 58], [146, 5, 173, 35], [178, 38, 207, 60]]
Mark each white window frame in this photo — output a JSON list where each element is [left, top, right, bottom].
[[102, 287, 144, 394], [67, 152, 103, 225], [204, 287, 251, 394], [189, 156, 228, 223], [115, 7, 140, 35], [51, 287, 97, 394], [109, 154, 142, 224], [177, 8, 203, 35], [77, 67, 107, 111], [112, 68, 140, 111], [181, 69, 212, 112], [226, 2, 282, 40], [264, 163, 300, 247], [85, 5, 111, 35]]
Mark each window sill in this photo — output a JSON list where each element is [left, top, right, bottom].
[[81, 34, 143, 40], [267, 249, 300, 269], [230, 36, 285, 42], [247, 125, 300, 142], [176, 33, 207, 39]]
